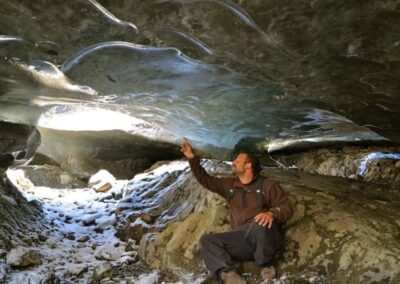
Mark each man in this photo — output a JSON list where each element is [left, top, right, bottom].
[[181, 138, 293, 284]]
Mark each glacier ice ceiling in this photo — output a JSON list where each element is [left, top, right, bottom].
[[0, 0, 399, 153]]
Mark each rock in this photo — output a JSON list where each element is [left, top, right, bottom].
[[125, 239, 137, 252], [272, 146, 400, 186], [91, 262, 113, 284], [6, 271, 42, 283], [139, 213, 155, 224], [0, 193, 17, 206], [77, 235, 90, 243], [289, 223, 323, 266], [63, 232, 75, 240], [127, 218, 151, 243], [38, 234, 48, 242], [117, 253, 137, 265], [0, 249, 7, 259], [89, 169, 115, 187], [94, 245, 121, 261], [93, 182, 113, 193], [363, 157, 400, 185], [6, 247, 42, 267], [15, 165, 86, 189], [40, 271, 60, 284], [0, 262, 9, 282], [64, 263, 89, 276], [95, 215, 115, 231], [82, 212, 103, 226]]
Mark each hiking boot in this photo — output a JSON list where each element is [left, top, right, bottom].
[[261, 265, 276, 282], [219, 270, 246, 284]]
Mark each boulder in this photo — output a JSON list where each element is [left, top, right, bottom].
[[6, 247, 42, 267]]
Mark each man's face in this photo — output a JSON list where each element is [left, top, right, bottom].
[[232, 153, 250, 175]]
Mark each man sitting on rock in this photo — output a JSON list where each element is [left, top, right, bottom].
[[182, 138, 293, 283]]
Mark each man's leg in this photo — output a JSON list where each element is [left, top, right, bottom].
[[244, 221, 282, 267], [200, 224, 254, 278]]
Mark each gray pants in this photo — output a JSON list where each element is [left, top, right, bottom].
[[200, 221, 282, 278]]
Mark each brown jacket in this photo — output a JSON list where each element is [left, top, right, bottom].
[[189, 157, 293, 229]]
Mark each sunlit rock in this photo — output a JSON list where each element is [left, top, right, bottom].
[[6, 247, 42, 267], [89, 169, 115, 193]]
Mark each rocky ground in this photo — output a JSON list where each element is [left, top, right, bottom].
[[1, 166, 180, 284], [1, 136, 400, 283]]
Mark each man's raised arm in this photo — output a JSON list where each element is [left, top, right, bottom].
[[181, 138, 229, 197]]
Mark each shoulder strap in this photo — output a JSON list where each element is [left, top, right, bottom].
[[228, 187, 236, 200], [227, 176, 266, 208], [253, 176, 266, 208]]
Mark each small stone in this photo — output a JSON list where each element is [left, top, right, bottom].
[[38, 234, 48, 242], [77, 235, 90, 243], [93, 182, 112, 193], [63, 232, 76, 240], [82, 212, 103, 226]]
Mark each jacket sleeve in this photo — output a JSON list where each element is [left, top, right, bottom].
[[264, 180, 294, 223], [188, 156, 229, 198]]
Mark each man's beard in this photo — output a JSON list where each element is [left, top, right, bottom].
[[232, 166, 244, 175]]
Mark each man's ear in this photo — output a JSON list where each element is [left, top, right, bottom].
[[245, 162, 252, 170]]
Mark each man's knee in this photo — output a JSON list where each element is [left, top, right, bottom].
[[245, 221, 276, 241]]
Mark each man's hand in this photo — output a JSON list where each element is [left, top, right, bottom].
[[182, 138, 195, 160], [254, 211, 274, 228]]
